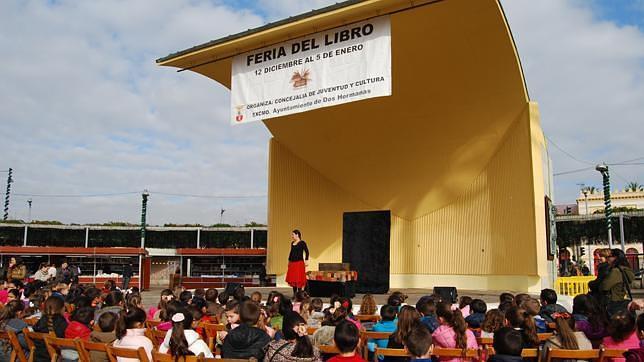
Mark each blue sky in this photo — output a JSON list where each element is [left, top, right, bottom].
[[0, 0, 642, 225]]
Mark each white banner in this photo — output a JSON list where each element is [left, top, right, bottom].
[[231, 15, 391, 124]]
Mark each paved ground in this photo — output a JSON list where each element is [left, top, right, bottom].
[[140, 286, 540, 309]]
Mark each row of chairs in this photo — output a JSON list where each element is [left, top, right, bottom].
[[0, 327, 251, 362], [371, 346, 627, 362]]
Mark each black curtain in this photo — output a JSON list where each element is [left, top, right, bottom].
[[342, 210, 391, 294]]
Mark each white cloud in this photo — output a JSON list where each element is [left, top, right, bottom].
[[501, 0, 644, 202], [0, 0, 641, 226]]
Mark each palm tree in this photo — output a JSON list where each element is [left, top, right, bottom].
[[625, 182, 643, 192], [581, 185, 596, 194]]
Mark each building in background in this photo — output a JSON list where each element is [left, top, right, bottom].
[[576, 190, 644, 215]]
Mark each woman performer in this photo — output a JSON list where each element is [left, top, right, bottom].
[[286, 229, 309, 296]]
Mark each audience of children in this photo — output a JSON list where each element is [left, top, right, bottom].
[[4, 270, 644, 362]]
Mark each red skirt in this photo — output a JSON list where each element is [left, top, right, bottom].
[[286, 261, 307, 288]]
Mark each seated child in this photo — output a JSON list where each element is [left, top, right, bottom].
[[64, 307, 94, 361], [539, 289, 568, 323], [480, 309, 505, 338], [464, 299, 487, 329], [90, 312, 117, 362], [488, 327, 524, 362], [602, 310, 639, 362], [416, 296, 439, 333], [328, 320, 366, 362], [220, 300, 271, 360], [459, 296, 473, 318], [404, 321, 434, 362], [308, 298, 325, 327], [368, 304, 398, 352], [624, 314, 644, 362]]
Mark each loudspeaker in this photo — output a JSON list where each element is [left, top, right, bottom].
[[433, 286, 458, 303], [224, 282, 243, 295]]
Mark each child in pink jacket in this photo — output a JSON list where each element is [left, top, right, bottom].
[[432, 302, 478, 362], [603, 311, 640, 362]]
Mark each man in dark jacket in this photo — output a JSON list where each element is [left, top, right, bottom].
[[221, 300, 270, 360], [122, 262, 133, 290], [538, 289, 568, 323], [488, 327, 524, 362]]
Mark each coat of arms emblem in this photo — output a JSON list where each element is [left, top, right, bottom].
[[291, 69, 311, 88]]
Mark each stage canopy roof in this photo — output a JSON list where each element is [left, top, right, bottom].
[[157, 0, 529, 220]]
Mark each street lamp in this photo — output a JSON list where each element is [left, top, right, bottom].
[[595, 163, 613, 247], [27, 199, 32, 223]]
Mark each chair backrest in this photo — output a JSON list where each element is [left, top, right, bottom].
[[146, 320, 163, 329], [319, 345, 341, 355], [151, 350, 200, 362], [374, 348, 410, 362], [355, 314, 381, 322], [545, 347, 601, 362], [145, 328, 166, 349], [362, 331, 393, 340], [24, 318, 39, 326], [44, 336, 81, 362], [78, 339, 109, 362], [521, 348, 540, 359], [106, 345, 150, 362], [476, 337, 494, 346], [538, 333, 554, 342], [6, 329, 28, 362], [599, 348, 627, 362], [201, 323, 225, 352], [433, 347, 481, 360]]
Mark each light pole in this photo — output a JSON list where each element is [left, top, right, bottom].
[[27, 199, 32, 223], [139, 190, 149, 291], [4, 168, 13, 220], [220, 208, 225, 224], [596, 163, 613, 247]]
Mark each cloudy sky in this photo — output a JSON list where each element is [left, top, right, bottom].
[[0, 0, 642, 225]]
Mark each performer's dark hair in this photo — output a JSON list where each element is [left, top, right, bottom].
[[292, 229, 302, 238]]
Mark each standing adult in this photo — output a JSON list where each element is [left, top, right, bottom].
[[286, 229, 309, 297], [589, 248, 612, 305], [600, 249, 635, 317], [122, 262, 133, 290]]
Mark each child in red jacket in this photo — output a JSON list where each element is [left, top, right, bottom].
[[64, 307, 95, 360]]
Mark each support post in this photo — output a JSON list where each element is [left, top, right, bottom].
[[4, 168, 13, 221], [250, 228, 254, 249], [619, 214, 625, 251], [196, 228, 201, 249], [140, 190, 149, 248], [23, 225, 28, 246]]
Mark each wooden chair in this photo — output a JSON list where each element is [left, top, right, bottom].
[[355, 314, 381, 323], [521, 348, 540, 359], [538, 333, 554, 342], [432, 347, 481, 360], [476, 337, 494, 346], [599, 348, 627, 362], [6, 330, 28, 362], [106, 345, 150, 362], [306, 326, 319, 335], [152, 350, 200, 362], [44, 336, 82, 362], [374, 348, 410, 361], [319, 344, 341, 355], [0, 331, 19, 362], [146, 320, 163, 329], [145, 328, 166, 350], [23, 318, 39, 327], [544, 347, 601, 362], [201, 323, 225, 352], [77, 339, 109, 362], [23, 328, 54, 362]]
